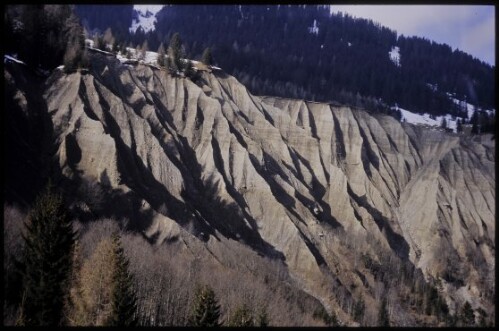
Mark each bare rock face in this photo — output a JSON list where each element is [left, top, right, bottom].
[[40, 53, 494, 321]]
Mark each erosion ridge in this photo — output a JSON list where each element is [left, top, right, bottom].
[[6, 51, 494, 323]]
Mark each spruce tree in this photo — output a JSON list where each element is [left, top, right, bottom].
[[378, 297, 389, 327], [157, 42, 166, 67], [201, 47, 213, 66], [168, 32, 184, 74], [353, 295, 365, 322], [257, 306, 269, 327], [188, 285, 222, 327], [476, 307, 488, 327], [18, 182, 76, 326], [228, 304, 254, 326], [141, 40, 148, 62], [93, 33, 104, 51], [440, 117, 447, 129], [461, 301, 474, 326], [63, 14, 88, 73], [103, 27, 115, 51], [105, 233, 138, 326], [456, 119, 462, 133], [135, 44, 143, 61], [184, 60, 199, 81]]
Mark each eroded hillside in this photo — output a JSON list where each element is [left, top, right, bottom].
[[5, 52, 495, 325]]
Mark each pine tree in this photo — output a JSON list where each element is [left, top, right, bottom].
[[188, 285, 222, 327], [105, 233, 138, 326], [378, 297, 389, 327], [228, 304, 254, 326], [157, 42, 166, 67], [19, 182, 76, 326], [201, 47, 213, 66]]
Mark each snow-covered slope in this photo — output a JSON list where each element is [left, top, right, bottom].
[[86, 39, 222, 71], [394, 92, 495, 133], [446, 93, 495, 119], [394, 105, 458, 132], [129, 5, 164, 33]]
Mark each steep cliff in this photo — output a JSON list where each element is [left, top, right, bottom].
[[5, 52, 494, 325]]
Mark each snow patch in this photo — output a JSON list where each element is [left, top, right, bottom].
[[4, 54, 25, 65], [130, 5, 163, 33], [447, 93, 477, 120], [83, 38, 219, 72], [426, 83, 438, 92], [389, 46, 400, 67], [394, 105, 458, 132], [308, 19, 319, 35]]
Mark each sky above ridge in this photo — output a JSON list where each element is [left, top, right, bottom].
[[131, 4, 495, 66], [330, 5, 495, 66]]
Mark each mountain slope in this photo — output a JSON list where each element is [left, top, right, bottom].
[[74, 4, 495, 117], [9, 51, 493, 325]]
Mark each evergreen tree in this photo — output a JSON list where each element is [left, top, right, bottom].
[[228, 304, 254, 326], [141, 40, 148, 61], [327, 310, 339, 326], [425, 285, 439, 315], [93, 33, 105, 51], [456, 119, 463, 133], [440, 117, 447, 129], [201, 47, 213, 66], [18, 182, 76, 326], [157, 42, 166, 67], [352, 295, 365, 323], [470, 111, 479, 134], [461, 301, 475, 326], [135, 44, 143, 60], [103, 27, 115, 51], [188, 285, 222, 327], [313, 305, 337, 326], [184, 60, 200, 81], [63, 13, 89, 73], [476, 307, 488, 327], [168, 32, 184, 74], [257, 306, 269, 327], [105, 233, 138, 326], [378, 297, 390, 327]]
